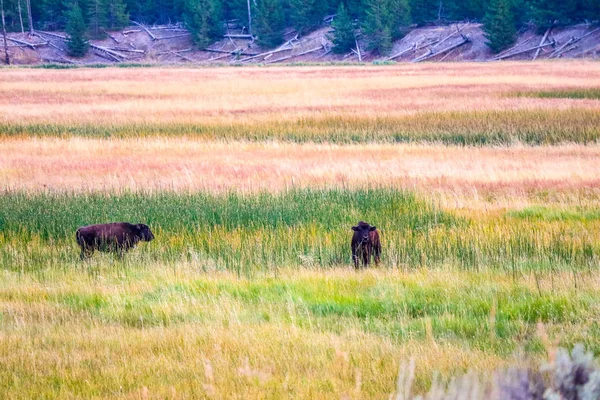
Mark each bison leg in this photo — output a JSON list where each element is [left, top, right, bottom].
[[373, 246, 381, 265], [352, 252, 360, 269], [362, 249, 370, 268], [80, 245, 93, 260]]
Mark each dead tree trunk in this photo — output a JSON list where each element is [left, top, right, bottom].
[[267, 46, 324, 64], [354, 37, 362, 62], [246, 0, 252, 36], [26, 0, 33, 34], [7, 36, 43, 49], [532, 26, 552, 60], [549, 27, 600, 58], [38, 30, 128, 61], [132, 21, 157, 41], [386, 43, 416, 61], [494, 40, 555, 60], [0, 0, 8, 65], [17, 0, 24, 34], [493, 37, 532, 59], [238, 46, 293, 62], [102, 29, 120, 44], [413, 35, 469, 62]]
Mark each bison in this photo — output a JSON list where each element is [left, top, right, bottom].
[[351, 221, 381, 269], [76, 222, 154, 260]]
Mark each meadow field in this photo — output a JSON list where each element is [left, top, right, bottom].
[[1, 62, 600, 399]]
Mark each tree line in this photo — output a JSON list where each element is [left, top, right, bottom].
[[1, 0, 598, 58]]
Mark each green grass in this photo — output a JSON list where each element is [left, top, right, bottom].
[[1, 266, 599, 398], [514, 88, 600, 100], [508, 206, 600, 222], [1, 189, 598, 274], [2, 109, 599, 144]]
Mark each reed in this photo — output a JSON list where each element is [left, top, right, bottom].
[[1, 189, 597, 274]]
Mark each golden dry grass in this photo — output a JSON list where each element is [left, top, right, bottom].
[[2, 266, 595, 399], [2, 137, 599, 208], [1, 62, 599, 125]]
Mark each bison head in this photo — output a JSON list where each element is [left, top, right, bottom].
[[352, 221, 376, 244], [136, 224, 155, 242]]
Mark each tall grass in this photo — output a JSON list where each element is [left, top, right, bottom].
[[2, 109, 599, 144], [1, 267, 599, 398], [513, 87, 600, 100], [1, 189, 597, 274]]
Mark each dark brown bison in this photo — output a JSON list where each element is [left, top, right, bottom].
[[76, 222, 154, 259], [351, 221, 381, 269]]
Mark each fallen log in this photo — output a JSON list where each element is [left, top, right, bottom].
[[6, 36, 42, 49], [316, 49, 332, 59], [168, 50, 194, 62], [122, 29, 141, 35], [493, 40, 555, 60], [276, 33, 299, 51], [238, 46, 293, 62], [45, 40, 63, 52], [438, 47, 458, 61], [223, 34, 253, 39], [532, 26, 552, 60], [550, 37, 576, 59], [209, 52, 237, 62], [431, 24, 466, 51], [549, 27, 600, 58], [156, 48, 192, 56], [386, 43, 416, 60], [560, 44, 579, 55], [413, 35, 470, 62], [108, 47, 145, 54], [386, 39, 438, 61], [131, 21, 157, 41], [202, 47, 257, 56], [94, 50, 120, 62], [149, 27, 187, 32], [38, 31, 128, 61], [267, 46, 324, 64], [494, 36, 533, 59], [156, 33, 190, 40], [102, 29, 120, 44]]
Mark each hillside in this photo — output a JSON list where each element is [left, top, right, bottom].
[[4, 22, 600, 65]]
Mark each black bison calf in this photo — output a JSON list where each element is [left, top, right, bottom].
[[351, 221, 381, 269], [76, 222, 154, 260]]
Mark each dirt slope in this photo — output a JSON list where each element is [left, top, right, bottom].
[[3, 22, 599, 65]]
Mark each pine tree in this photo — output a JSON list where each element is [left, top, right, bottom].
[[388, 0, 410, 40], [529, 0, 577, 30], [409, 0, 438, 25], [42, 0, 68, 29], [106, 0, 129, 29], [65, 2, 88, 56], [255, 0, 284, 48], [87, 0, 108, 38], [184, 0, 223, 48], [483, 0, 516, 53], [330, 2, 355, 54], [289, 0, 324, 35], [224, 0, 249, 31], [362, 0, 393, 55]]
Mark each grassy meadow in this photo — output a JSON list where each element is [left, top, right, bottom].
[[1, 62, 600, 398]]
